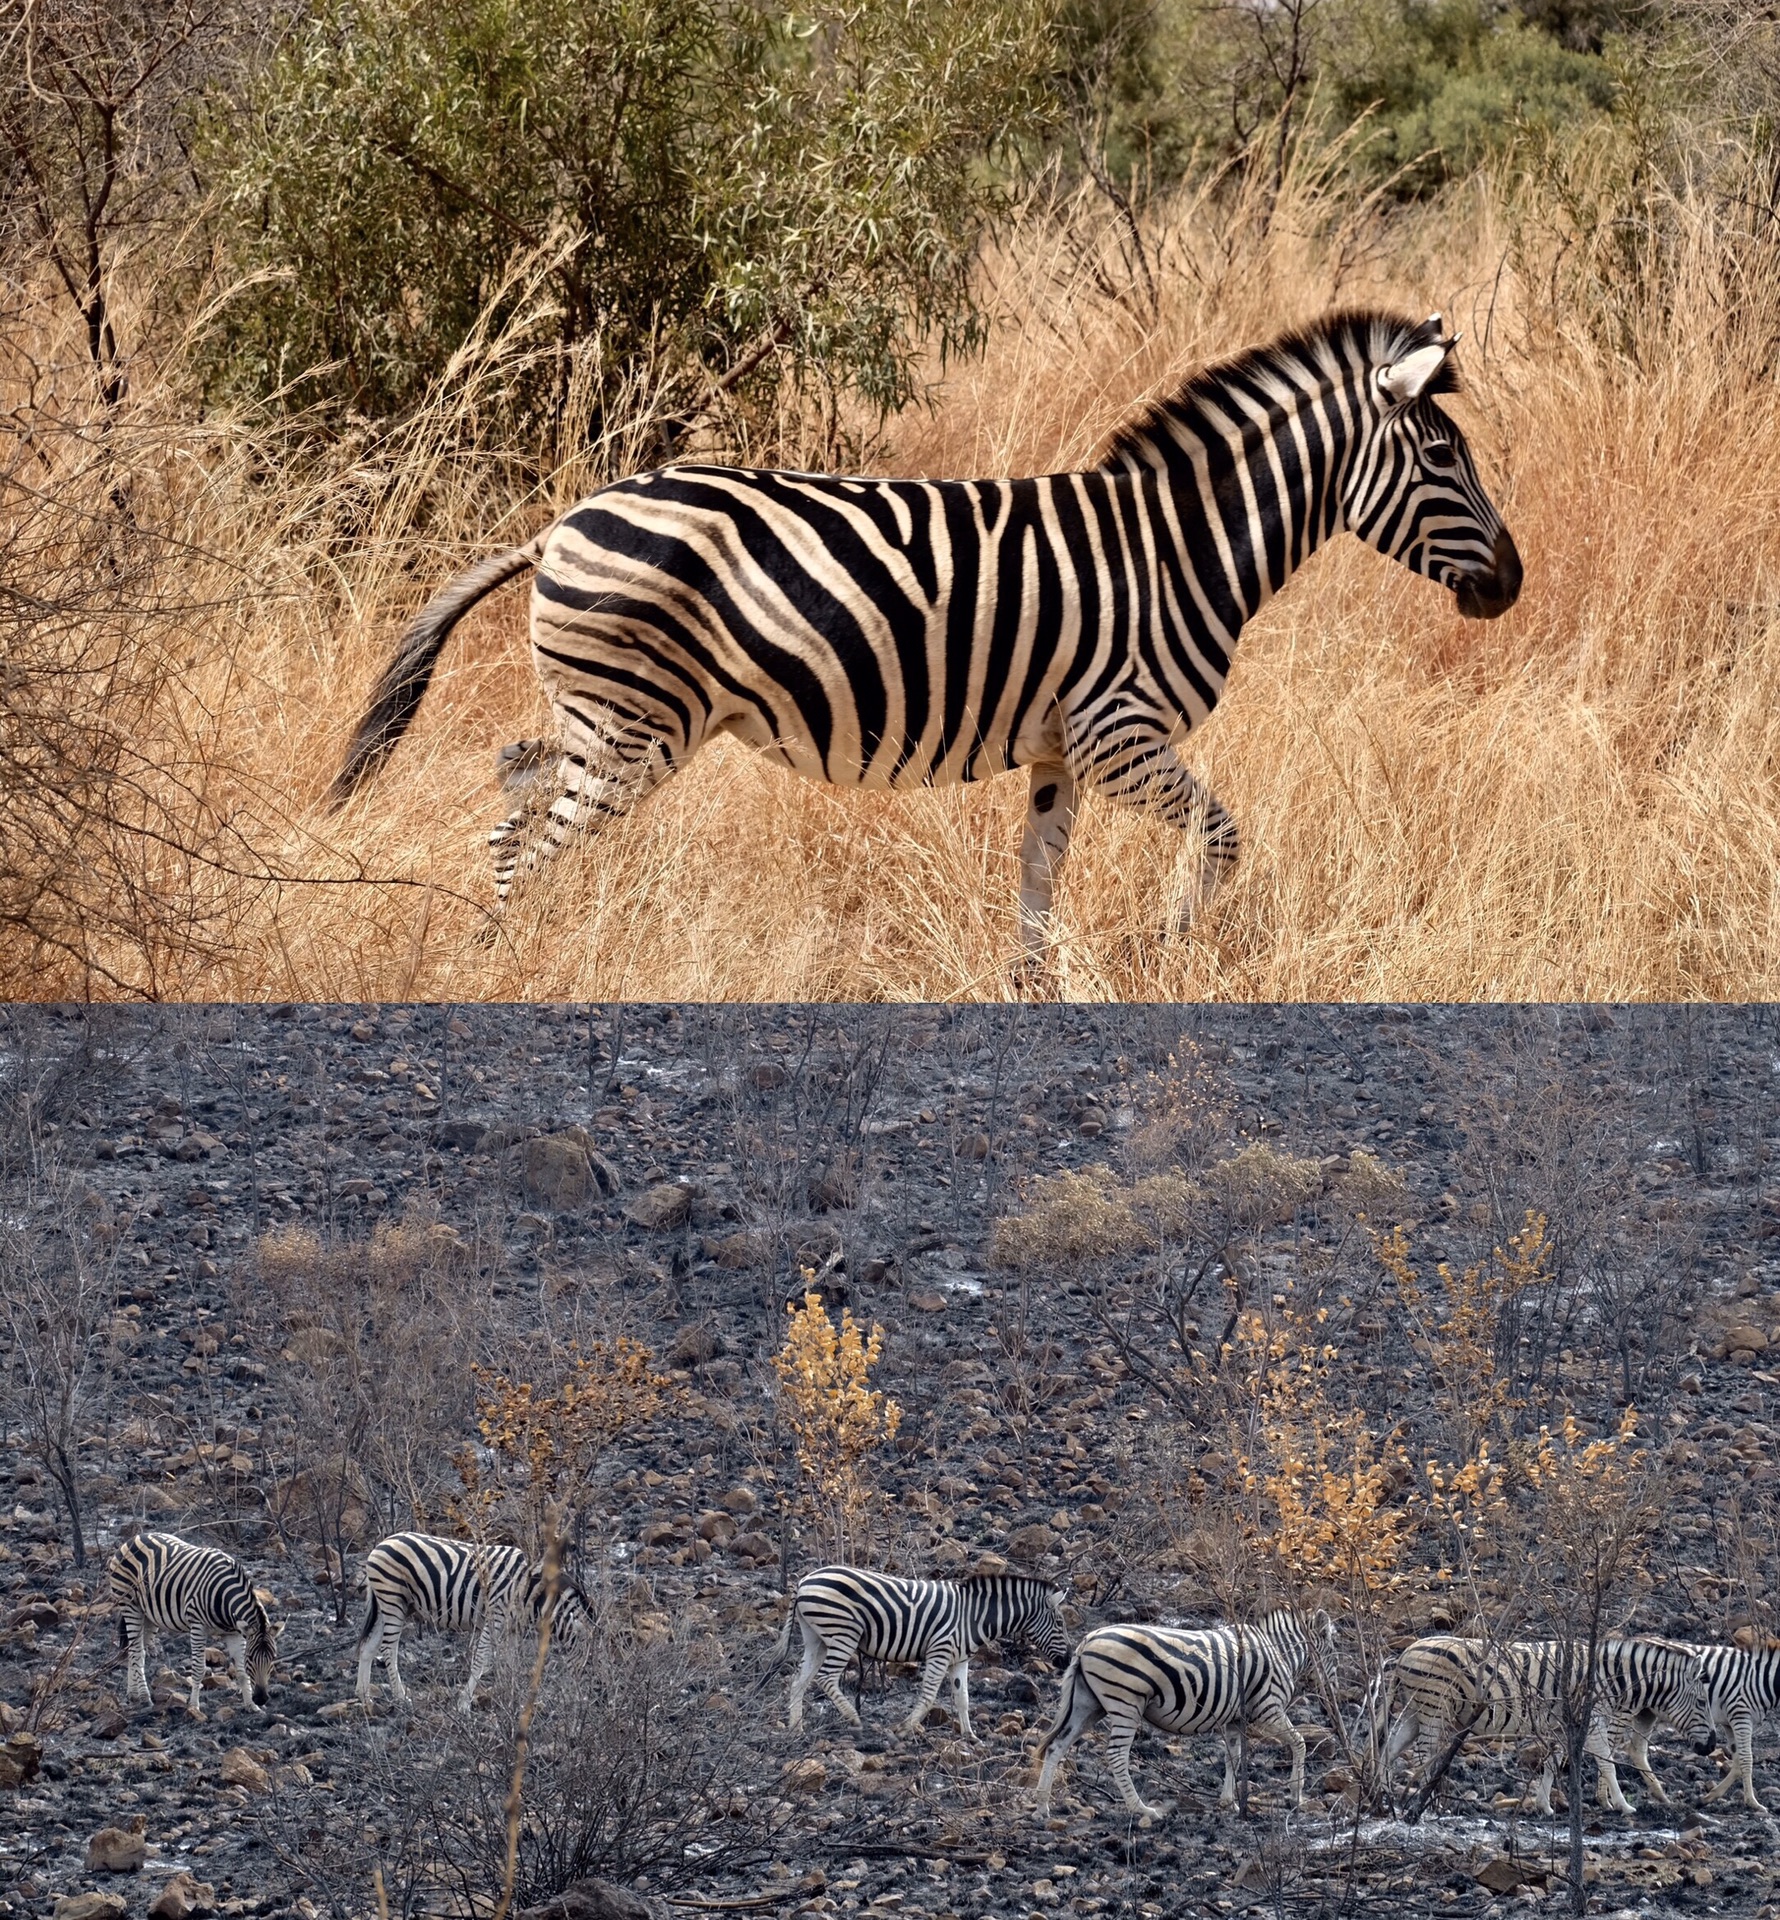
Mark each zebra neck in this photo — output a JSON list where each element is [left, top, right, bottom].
[[1104, 371, 1356, 617]]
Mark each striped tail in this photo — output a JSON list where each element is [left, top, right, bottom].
[[1038, 1653, 1086, 1759], [329, 532, 549, 805]]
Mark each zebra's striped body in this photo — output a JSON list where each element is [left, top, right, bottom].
[[780, 1566, 1069, 1738], [107, 1531, 274, 1716], [1669, 1642, 1780, 1809], [1381, 1635, 1711, 1815], [355, 1532, 592, 1713], [1034, 1609, 1335, 1819], [331, 311, 1520, 950]]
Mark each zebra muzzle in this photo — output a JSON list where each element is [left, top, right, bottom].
[[1454, 528, 1523, 619]]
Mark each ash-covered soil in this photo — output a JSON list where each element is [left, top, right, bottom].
[[3, 1004, 1780, 1920]]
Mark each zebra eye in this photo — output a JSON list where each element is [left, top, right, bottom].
[[1422, 440, 1458, 471]]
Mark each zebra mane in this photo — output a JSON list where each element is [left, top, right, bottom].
[[1096, 309, 1459, 472]]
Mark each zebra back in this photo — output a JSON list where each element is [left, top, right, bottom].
[[364, 1533, 534, 1633], [108, 1532, 272, 1654]]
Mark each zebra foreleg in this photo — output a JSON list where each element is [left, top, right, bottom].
[[224, 1631, 252, 1708], [121, 1611, 151, 1706], [1017, 765, 1078, 954], [904, 1647, 962, 1736], [1622, 1719, 1669, 1804], [1702, 1712, 1763, 1810], [185, 1621, 207, 1717], [459, 1616, 498, 1713], [1070, 716, 1239, 932]]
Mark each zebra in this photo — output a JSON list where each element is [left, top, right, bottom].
[[1034, 1609, 1336, 1820], [1378, 1634, 1713, 1815], [107, 1531, 275, 1717], [355, 1532, 594, 1713], [776, 1566, 1070, 1738], [328, 310, 1521, 951], [1656, 1641, 1780, 1810]]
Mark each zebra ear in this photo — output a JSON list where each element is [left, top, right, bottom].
[[1377, 342, 1449, 405]]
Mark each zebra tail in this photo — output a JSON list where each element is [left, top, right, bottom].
[[772, 1601, 796, 1664], [328, 531, 549, 806], [357, 1589, 380, 1651], [1036, 1654, 1085, 1759]]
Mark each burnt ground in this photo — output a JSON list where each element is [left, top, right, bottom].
[[3, 1003, 1780, 1920]]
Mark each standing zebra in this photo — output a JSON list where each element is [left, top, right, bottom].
[[1034, 1609, 1336, 1820], [1379, 1634, 1712, 1815], [778, 1566, 1069, 1738], [355, 1532, 593, 1713], [108, 1531, 275, 1717], [329, 311, 1521, 949], [1662, 1641, 1780, 1810]]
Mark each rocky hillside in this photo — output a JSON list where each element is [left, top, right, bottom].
[[2, 1004, 1778, 1920]]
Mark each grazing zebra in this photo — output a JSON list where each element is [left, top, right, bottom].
[[355, 1532, 593, 1713], [329, 311, 1521, 949], [107, 1531, 275, 1717], [1379, 1634, 1712, 1815], [1034, 1609, 1336, 1820], [777, 1566, 1069, 1738], [1658, 1641, 1780, 1810]]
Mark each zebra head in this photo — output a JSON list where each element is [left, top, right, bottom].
[[1346, 315, 1522, 621], [1028, 1585, 1072, 1666], [542, 1579, 595, 1650], [1661, 1644, 1718, 1755], [243, 1594, 275, 1708]]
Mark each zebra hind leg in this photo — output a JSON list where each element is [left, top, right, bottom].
[[1102, 1706, 1173, 1822], [489, 720, 679, 911], [186, 1622, 207, 1717]]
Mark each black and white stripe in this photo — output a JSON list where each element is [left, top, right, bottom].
[[1034, 1609, 1335, 1818], [1670, 1641, 1780, 1810], [355, 1532, 592, 1712], [778, 1566, 1069, 1737], [331, 311, 1520, 946], [108, 1531, 274, 1716], [1380, 1634, 1711, 1814]]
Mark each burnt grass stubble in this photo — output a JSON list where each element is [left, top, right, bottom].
[[3, 1004, 1780, 1920]]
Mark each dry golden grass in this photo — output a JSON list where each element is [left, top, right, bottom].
[[7, 146, 1780, 1001]]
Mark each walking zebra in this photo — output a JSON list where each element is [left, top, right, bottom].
[[1379, 1634, 1712, 1815], [355, 1532, 593, 1713], [107, 1531, 275, 1717], [329, 311, 1521, 949], [1659, 1641, 1780, 1810], [1034, 1609, 1336, 1820], [778, 1566, 1069, 1738]]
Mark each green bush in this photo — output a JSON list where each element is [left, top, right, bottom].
[[205, 0, 1067, 433]]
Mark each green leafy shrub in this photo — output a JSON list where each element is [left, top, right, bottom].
[[204, 0, 1066, 438]]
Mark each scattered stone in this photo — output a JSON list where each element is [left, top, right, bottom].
[[0, 1732, 42, 1787], [668, 1323, 723, 1368], [517, 1134, 599, 1209], [1474, 1857, 1547, 1895], [516, 1877, 668, 1920], [218, 1748, 270, 1794], [149, 1873, 217, 1920], [720, 1487, 759, 1516], [53, 1896, 127, 1920], [86, 1820, 148, 1873], [958, 1132, 991, 1160], [711, 1230, 769, 1270], [728, 1531, 776, 1564], [908, 1289, 947, 1313], [784, 1758, 828, 1795], [433, 1120, 487, 1153], [625, 1183, 692, 1231], [1006, 1523, 1057, 1566]]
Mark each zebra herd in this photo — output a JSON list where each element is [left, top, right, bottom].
[[107, 1532, 1780, 1822], [329, 309, 1522, 949]]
